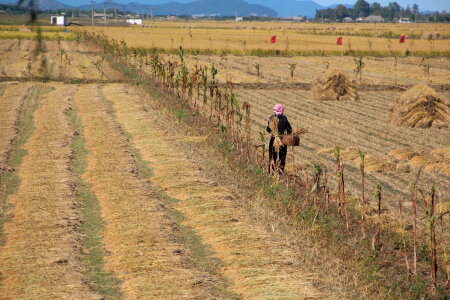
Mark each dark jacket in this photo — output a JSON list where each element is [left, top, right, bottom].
[[266, 114, 292, 135]]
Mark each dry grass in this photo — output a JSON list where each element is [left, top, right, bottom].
[[84, 22, 450, 56], [103, 83, 325, 299], [141, 20, 449, 38], [0, 29, 76, 40], [311, 68, 358, 101], [0, 83, 100, 299], [0, 82, 31, 172], [318, 147, 396, 172], [75, 84, 217, 300], [174, 54, 450, 86], [388, 147, 420, 161], [389, 84, 449, 128], [0, 40, 121, 80]]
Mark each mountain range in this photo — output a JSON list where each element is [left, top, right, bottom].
[[1, 0, 351, 17], [76, 0, 277, 17]]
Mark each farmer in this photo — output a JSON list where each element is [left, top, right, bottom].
[[266, 104, 292, 174]]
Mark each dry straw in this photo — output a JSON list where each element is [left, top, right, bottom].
[[311, 68, 359, 101], [269, 117, 283, 152], [389, 84, 449, 128]]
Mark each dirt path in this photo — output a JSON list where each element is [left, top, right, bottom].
[[74, 84, 220, 299], [0, 84, 100, 299], [102, 84, 326, 299], [0, 82, 31, 173]]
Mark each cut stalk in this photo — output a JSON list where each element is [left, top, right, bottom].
[[399, 199, 411, 276]]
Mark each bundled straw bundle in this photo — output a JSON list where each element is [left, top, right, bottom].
[[311, 69, 359, 101], [269, 117, 283, 152], [420, 32, 441, 40], [389, 84, 449, 128]]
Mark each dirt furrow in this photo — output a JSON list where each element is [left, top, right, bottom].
[[0, 83, 100, 299], [74, 84, 219, 300], [0, 83, 31, 173], [103, 84, 325, 300]]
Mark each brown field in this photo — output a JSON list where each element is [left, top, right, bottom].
[[172, 53, 450, 85], [0, 40, 343, 298], [0, 39, 121, 80], [238, 88, 449, 207], [0, 23, 448, 298], [87, 21, 450, 56]]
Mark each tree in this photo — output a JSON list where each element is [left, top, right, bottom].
[[371, 2, 382, 15], [353, 0, 370, 17], [388, 2, 401, 18], [335, 5, 349, 20]]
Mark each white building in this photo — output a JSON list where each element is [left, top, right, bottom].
[[50, 16, 67, 26], [235, 17, 243, 22], [126, 19, 143, 25], [364, 15, 385, 22]]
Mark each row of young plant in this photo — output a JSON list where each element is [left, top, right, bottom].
[[75, 30, 449, 295]]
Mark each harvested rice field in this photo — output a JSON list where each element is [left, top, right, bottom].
[[0, 21, 448, 299], [0, 39, 335, 299], [89, 22, 450, 56], [163, 53, 450, 86], [236, 88, 450, 209], [0, 40, 122, 81]]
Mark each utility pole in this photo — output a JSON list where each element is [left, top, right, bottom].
[[151, 8, 154, 22], [104, 1, 107, 26], [321, 11, 324, 24], [115, 8, 117, 25], [91, 0, 95, 26]]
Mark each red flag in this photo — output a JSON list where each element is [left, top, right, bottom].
[[337, 36, 343, 45], [399, 35, 406, 43], [270, 35, 277, 43]]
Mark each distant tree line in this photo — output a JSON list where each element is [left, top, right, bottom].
[[315, 0, 450, 22], [0, 4, 34, 14]]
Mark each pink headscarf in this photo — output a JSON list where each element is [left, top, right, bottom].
[[273, 104, 284, 116]]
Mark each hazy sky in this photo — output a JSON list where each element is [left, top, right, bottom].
[[314, 0, 450, 12]]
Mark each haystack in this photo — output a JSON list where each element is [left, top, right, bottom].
[[420, 32, 441, 40], [388, 148, 419, 161], [408, 154, 440, 168], [317, 147, 359, 161], [389, 84, 449, 128], [311, 69, 358, 101], [424, 163, 450, 176], [353, 155, 396, 172], [431, 147, 450, 160]]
